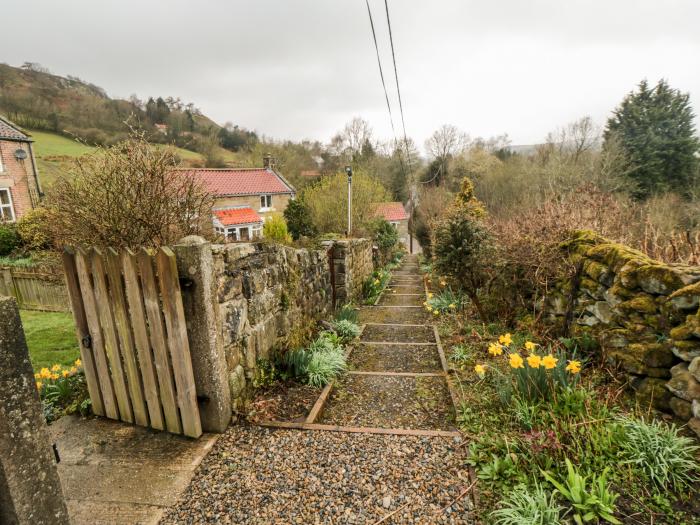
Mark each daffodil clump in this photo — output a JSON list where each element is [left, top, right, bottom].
[[35, 359, 82, 392], [362, 268, 391, 304], [473, 334, 582, 403], [424, 287, 465, 315], [35, 359, 91, 422]]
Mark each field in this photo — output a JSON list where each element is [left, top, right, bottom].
[[20, 310, 80, 371], [29, 130, 207, 188]]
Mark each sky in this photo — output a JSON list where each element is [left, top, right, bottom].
[[5, 0, 700, 149]]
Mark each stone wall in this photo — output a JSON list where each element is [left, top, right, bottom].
[[546, 230, 700, 437], [326, 239, 374, 305]]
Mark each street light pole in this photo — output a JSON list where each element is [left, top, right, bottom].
[[345, 166, 353, 236]]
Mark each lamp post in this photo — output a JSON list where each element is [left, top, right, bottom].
[[345, 165, 353, 236]]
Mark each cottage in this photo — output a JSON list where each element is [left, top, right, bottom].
[[374, 201, 409, 248], [0, 117, 42, 222], [182, 156, 295, 241]]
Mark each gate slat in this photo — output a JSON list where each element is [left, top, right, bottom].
[[106, 248, 148, 427], [138, 248, 182, 434], [155, 247, 202, 438], [90, 249, 134, 423], [121, 249, 164, 430], [75, 249, 119, 419], [61, 249, 105, 416]]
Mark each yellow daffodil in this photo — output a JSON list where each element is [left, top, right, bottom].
[[498, 333, 513, 346], [39, 368, 51, 379], [566, 360, 582, 374], [433, 310, 439, 316], [373, 279, 380, 285], [541, 354, 558, 370], [448, 303, 456, 309], [70, 367, 77, 374], [75, 359, 82, 367], [524, 341, 537, 352], [526, 354, 542, 368], [62, 370, 70, 378], [428, 293, 434, 299], [508, 353, 524, 369], [474, 364, 486, 378], [50, 373, 59, 381], [51, 364, 62, 372], [36, 381, 43, 390], [488, 343, 503, 356], [34, 372, 41, 379]]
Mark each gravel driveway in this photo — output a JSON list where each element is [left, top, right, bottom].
[[161, 425, 474, 524]]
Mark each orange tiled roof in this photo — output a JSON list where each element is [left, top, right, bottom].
[[374, 202, 408, 222], [183, 168, 295, 197], [214, 207, 263, 226]]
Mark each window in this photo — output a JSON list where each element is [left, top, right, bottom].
[[260, 194, 272, 210], [0, 188, 15, 222], [390, 221, 399, 229]]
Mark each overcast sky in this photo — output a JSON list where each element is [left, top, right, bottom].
[[5, 1, 700, 149]]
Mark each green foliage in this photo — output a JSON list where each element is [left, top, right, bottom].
[[306, 347, 347, 388], [370, 218, 399, 252], [426, 288, 465, 314], [330, 319, 361, 342], [604, 79, 700, 199], [38, 367, 91, 422], [283, 197, 317, 240], [335, 304, 359, 324], [0, 223, 21, 256], [490, 483, 563, 525], [262, 214, 292, 244], [252, 359, 281, 388], [616, 416, 699, 490], [541, 460, 621, 525], [16, 207, 53, 252], [508, 349, 580, 404], [450, 344, 471, 364], [362, 268, 390, 304], [477, 454, 523, 489]]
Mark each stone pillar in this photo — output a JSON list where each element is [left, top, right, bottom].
[[0, 296, 70, 525], [173, 236, 232, 432]]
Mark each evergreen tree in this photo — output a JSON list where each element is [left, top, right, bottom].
[[603, 79, 700, 198]]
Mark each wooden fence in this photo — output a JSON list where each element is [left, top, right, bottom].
[[62, 247, 202, 438], [0, 267, 71, 312]]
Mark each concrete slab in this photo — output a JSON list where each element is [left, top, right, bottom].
[[49, 415, 218, 525]]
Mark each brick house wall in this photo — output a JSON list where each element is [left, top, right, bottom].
[[0, 139, 41, 221]]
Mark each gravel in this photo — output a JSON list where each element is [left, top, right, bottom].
[[160, 425, 474, 524]]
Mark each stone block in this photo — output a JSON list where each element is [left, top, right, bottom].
[[688, 417, 700, 439], [666, 363, 700, 402], [669, 397, 693, 421], [631, 376, 673, 411], [670, 339, 700, 362]]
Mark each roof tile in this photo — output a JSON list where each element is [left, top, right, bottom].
[[0, 117, 30, 141], [184, 168, 294, 197], [214, 207, 263, 226], [374, 202, 409, 222]]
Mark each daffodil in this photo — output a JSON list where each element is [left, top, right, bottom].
[[508, 353, 524, 369], [524, 341, 537, 352], [51, 364, 62, 372], [488, 343, 503, 356], [565, 360, 582, 374], [373, 279, 380, 285], [474, 364, 486, 378], [34, 372, 41, 379], [433, 310, 439, 316], [498, 333, 513, 346], [50, 373, 59, 381], [70, 367, 77, 374], [428, 293, 434, 299], [75, 359, 82, 367], [541, 354, 558, 370], [448, 303, 456, 309], [36, 381, 43, 390], [39, 368, 51, 379], [526, 354, 542, 368], [62, 370, 70, 378]]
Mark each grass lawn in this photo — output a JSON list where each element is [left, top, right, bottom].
[[20, 310, 80, 371]]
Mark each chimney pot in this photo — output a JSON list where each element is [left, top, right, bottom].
[[263, 153, 272, 169]]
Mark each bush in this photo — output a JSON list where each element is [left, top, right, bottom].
[[491, 483, 563, 525], [16, 207, 53, 252], [616, 416, 699, 490], [306, 347, 347, 387], [263, 214, 292, 244], [330, 319, 361, 342], [0, 223, 21, 256], [370, 218, 398, 252], [424, 288, 465, 314], [283, 197, 317, 240]]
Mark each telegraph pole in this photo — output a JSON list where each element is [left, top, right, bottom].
[[345, 166, 353, 236]]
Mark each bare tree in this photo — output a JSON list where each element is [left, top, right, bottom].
[[424, 124, 468, 161], [329, 117, 374, 160]]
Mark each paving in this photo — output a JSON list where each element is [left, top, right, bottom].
[[49, 415, 217, 525], [162, 255, 475, 524]]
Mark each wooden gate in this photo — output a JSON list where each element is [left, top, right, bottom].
[[62, 247, 202, 438]]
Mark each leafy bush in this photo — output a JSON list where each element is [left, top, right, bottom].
[[541, 459, 620, 525], [283, 196, 317, 240], [16, 207, 53, 252], [491, 483, 563, 525], [370, 218, 399, 261], [263, 214, 292, 244], [330, 319, 361, 342], [306, 347, 347, 387], [0, 223, 21, 256], [616, 416, 699, 490]]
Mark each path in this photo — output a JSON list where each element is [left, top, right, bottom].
[[162, 255, 474, 524]]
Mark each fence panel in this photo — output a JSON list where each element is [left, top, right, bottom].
[[0, 267, 71, 312], [62, 246, 201, 438]]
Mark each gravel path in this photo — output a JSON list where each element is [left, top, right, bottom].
[[160, 425, 474, 524]]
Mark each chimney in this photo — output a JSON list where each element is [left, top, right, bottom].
[[263, 153, 273, 169]]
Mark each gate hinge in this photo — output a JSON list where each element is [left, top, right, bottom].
[[81, 334, 92, 349]]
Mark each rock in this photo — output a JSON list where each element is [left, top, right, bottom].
[[668, 281, 700, 310], [669, 397, 693, 421], [618, 294, 658, 314], [693, 399, 700, 418], [632, 377, 673, 411], [382, 495, 392, 509], [228, 365, 246, 399], [636, 264, 685, 295], [670, 340, 700, 362], [689, 356, 700, 381], [586, 301, 614, 324], [687, 417, 700, 439], [665, 363, 700, 402]]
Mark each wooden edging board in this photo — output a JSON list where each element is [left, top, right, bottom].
[[258, 420, 462, 438], [347, 371, 444, 378]]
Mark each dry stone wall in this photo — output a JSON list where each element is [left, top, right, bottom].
[[325, 239, 374, 304], [546, 230, 700, 437]]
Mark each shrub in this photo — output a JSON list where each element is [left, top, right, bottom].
[[616, 416, 699, 490], [0, 223, 21, 256], [370, 218, 398, 254], [283, 197, 317, 240], [541, 459, 621, 525], [330, 319, 361, 342], [306, 347, 347, 387], [16, 207, 53, 252], [263, 214, 292, 244], [491, 483, 563, 525]]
